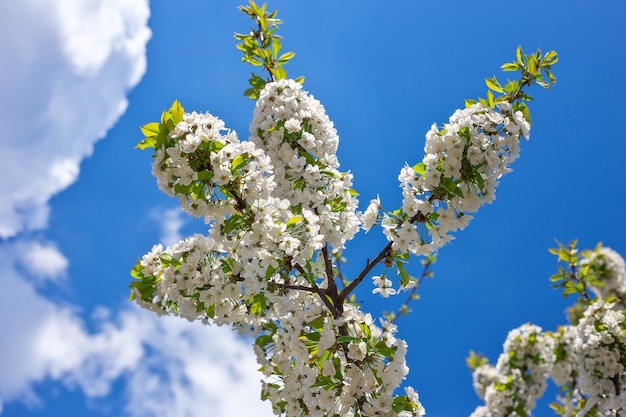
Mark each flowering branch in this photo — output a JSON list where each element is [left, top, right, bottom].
[[127, 3, 572, 416]]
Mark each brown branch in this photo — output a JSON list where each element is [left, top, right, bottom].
[[293, 262, 306, 276], [283, 283, 339, 317], [338, 210, 428, 304], [321, 244, 343, 316], [339, 241, 393, 304]]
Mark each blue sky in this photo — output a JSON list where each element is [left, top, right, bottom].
[[1, 1, 625, 416]]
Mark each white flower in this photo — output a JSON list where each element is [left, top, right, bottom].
[[360, 196, 380, 232], [347, 341, 367, 361], [284, 118, 302, 133], [372, 275, 397, 298]]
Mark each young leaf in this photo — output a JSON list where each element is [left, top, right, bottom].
[[501, 62, 520, 72], [277, 51, 295, 65], [135, 137, 157, 150], [140, 122, 160, 138], [169, 100, 184, 124], [485, 76, 503, 93], [516, 46, 524, 65], [465, 98, 477, 107]]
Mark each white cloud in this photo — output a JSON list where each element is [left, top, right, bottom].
[[16, 240, 69, 284], [0, 245, 275, 417], [0, 2, 274, 416], [152, 207, 187, 247], [0, 0, 151, 238]]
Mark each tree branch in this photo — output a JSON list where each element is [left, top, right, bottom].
[[283, 283, 339, 317], [339, 241, 393, 304]]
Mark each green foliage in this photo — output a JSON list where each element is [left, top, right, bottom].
[[466, 350, 488, 371], [549, 241, 603, 307], [235, 1, 303, 99], [469, 46, 558, 123], [136, 100, 185, 150], [129, 260, 159, 302]]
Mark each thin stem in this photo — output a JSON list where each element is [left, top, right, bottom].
[[339, 241, 393, 304], [339, 210, 428, 304]]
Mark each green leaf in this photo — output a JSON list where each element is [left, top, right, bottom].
[[441, 177, 464, 198], [487, 89, 495, 108], [466, 350, 488, 371], [516, 46, 524, 65], [501, 62, 520, 72], [277, 51, 295, 65], [303, 331, 321, 342], [221, 214, 244, 234], [485, 76, 503, 93], [135, 136, 157, 150], [197, 170, 213, 181], [465, 98, 477, 107], [130, 261, 145, 279], [249, 293, 267, 315], [337, 336, 357, 343], [413, 162, 426, 177], [249, 72, 267, 88], [244, 87, 260, 100], [395, 260, 410, 287], [543, 50, 558, 66], [231, 154, 249, 172], [169, 100, 184, 124], [272, 65, 287, 80], [271, 37, 281, 58], [140, 122, 161, 137], [159, 253, 181, 268], [503, 80, 520, 94], [544, 70, 557, 84], [265, 264, 278, 279], [536, 80, 550, 90], [246, 56, 263, 66], [286, 216, 304, 226], [255, 334, 274, 349]]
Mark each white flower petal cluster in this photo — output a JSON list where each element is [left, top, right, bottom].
[[574, 300, 626, 415], [360, 196, 381, 233], [133, 80, 425, 416], [387, 103, 530, 255], [584, 247, 626, 300], [250, 79, 360, 251], [470, 324, 555, 417], [258, 305, 424, 417], [372, 274, 396, 298], [548, 325, 577, 387], [151, 111, 275, 220]]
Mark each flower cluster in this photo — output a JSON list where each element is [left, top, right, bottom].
[[131, 80, 425, 416], [250, 79, 360, 251], [151, 111, 274, 220], [382, 103, 530, 255], [258, 305, 425, 417], [583, 247, 626, 301], [470, 324, 554, 417], [574, 300, 626, 415], [470, 245, 626, 417]]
